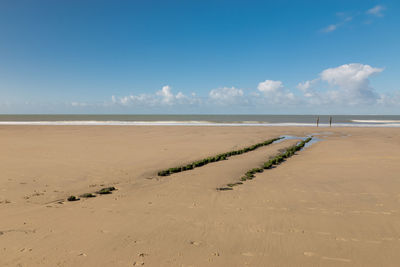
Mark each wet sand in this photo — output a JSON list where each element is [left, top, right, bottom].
[[0, 126, 400, 266]]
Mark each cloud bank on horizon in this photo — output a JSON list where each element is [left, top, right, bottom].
[[96, 63, 397, 114]]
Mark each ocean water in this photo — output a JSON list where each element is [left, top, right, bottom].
[[0, 114, 400, 127]]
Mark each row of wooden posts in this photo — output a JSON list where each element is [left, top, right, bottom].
[[316, 116, 333, 127]]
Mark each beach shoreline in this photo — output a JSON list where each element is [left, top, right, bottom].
[[1, 114, 400, 127]]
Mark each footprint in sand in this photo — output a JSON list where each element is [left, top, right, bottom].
[[138, 253, 148, 257], [189, 241, 201, 246]]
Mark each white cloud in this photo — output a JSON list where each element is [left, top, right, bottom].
[[377, 91, 400, 106], [320, 63, 382, 88], [367, 5, 386, 17], [297, 80, 313, 92], [208, 87, 245, 105], [69, 63, 400, 113], [176, 92, 185, 99], [322, 24, 338, 33], [112, 85, 198, 107], [257, 80, 296, 105], [257, 80, 283, 93], [297, 79, 319, 98], [299, 63, 384, 106], [209, 87, 243, 99], [156, 85, 174, 104], [321, 13, 353, 33], [71, 101, 89, 107], [322, 4, 387, 34]]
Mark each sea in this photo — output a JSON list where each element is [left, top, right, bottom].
[[0, 114, 400, 127]]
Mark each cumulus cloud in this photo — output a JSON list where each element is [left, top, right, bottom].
[[297, 80, 313, 92], [257, 80, 283, 93], [367, 5, 386, 17], [208, 87, 245, 105], [112, 85, 199, 107], [176, 92, 185, 99], [156, 85, 175, 104], [69, 63, 399, 113], [377, 91, 400, 106], [321, 63, 382, 104], [320, 63, 382, 87], [257, 80, 296, 104], [71, 101, 89, 107], [298, 63, 384, 106], [297, 79, 319, 98]]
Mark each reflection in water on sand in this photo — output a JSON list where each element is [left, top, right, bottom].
[[273, 135, 323, 149]]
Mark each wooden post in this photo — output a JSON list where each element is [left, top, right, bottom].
[[316, 116, 319, 127]]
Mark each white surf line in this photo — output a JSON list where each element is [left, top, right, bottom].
[[351, 120, 400, 123]]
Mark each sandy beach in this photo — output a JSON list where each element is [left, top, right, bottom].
[[1, 125, 400, 266]]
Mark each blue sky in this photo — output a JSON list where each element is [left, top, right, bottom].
[[0, 0, 399, 114]]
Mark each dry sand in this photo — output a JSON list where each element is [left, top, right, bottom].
[[0, 126, 400, 266]]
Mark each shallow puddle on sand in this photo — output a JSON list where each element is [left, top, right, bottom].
[[273, 135, 323, 149]]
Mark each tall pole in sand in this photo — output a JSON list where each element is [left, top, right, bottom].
[[316, 116, 319, 127], [329, 116, 332, 127]]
